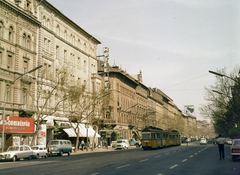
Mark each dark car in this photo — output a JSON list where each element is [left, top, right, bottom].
[[181, 137, 187, 143]]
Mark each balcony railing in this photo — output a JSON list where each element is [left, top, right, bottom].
[[98, 119, 117, 125]]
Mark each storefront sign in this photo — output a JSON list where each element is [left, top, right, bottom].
[[0, 116, 35, 133]]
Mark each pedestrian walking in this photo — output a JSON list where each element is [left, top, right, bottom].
[[81, 140, 85, 151], [217, 134, 226, 160]]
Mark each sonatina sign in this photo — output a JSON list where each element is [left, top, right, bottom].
[[0, 116, 35, 133]]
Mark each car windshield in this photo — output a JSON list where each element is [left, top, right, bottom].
[[31, 147, 39, 150], [48, 141, 59, 145], [201, 138, 206, 140], [233, 140, 240, 146], [7, 146, 19, 151], [117, 141, 124, 143]]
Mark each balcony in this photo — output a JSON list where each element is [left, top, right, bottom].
[[19, 104, 36, 118], [21, 74, 34, 84], [98, 119, 117, 128]]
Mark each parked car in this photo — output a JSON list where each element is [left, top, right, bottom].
[[115, 139, 129, 150], [181, 137, 187, 143], [227, 138, 233, 145], [231, 139, 240, 161], [31, 145, 48, 159], [186, 138, 191, 143], [135, 140, 142, 147], [200, 138, 207, 145], [129, 138, 142, 147], [47, 139, 72, 156], [0, 145, 34, 162]]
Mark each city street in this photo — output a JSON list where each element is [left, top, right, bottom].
[[0, 142, 239, 175]]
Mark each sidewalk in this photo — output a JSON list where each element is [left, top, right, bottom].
[[71, 146, 138, 155]]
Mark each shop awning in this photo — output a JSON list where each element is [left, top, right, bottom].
[[63, 123, 100, 138]]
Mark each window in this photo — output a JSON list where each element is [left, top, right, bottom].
[[0, 51, 2, 66], [44, 38, 47, 50], [84, 60, 87, 71], [73, 36, 75, 45], [42, 16, 46, 26], [0, 21, 3, 38], [9, 26, 13, 42], [7, 55, 12, 69], [22, 33, 26, 47], [64, 30, 67, 40], [56, 45, 59, 58], [23, 60, 28, 73], [48, 40, 51, 51], [56, 25, 60, 35], [22, 88, 27, 104], [6, 84, 11, 102], [46, 18, 50, 28], [64, 50, 67, 62], [26, 35, 31, 49], [78, 57, 81, 67]]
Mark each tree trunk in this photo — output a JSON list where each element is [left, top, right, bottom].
[[75, 125, 80, 153]]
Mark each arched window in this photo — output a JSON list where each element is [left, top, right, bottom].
[[64, 30, 67, 40], [9, 26, 13, 42], [77, 39, 80, 47], [0, 21, 3, 38], [42, 16, 46, 26], [27, 35, 31, 49], [46, 18, 50, 28], [73, 36, 75, 45], [22, 33, 26, 47], [56, 25, 60, 35]]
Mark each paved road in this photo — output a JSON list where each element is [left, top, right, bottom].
[[0, 142, 239, 175]]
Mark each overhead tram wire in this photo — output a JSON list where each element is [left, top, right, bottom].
[[162, 62, 240, 91]]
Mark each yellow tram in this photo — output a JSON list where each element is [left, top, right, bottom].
[[141, 126, 181, 150]]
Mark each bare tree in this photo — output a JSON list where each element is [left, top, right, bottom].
[[200, 67, 240, 137], [28, 65, 72, 146]]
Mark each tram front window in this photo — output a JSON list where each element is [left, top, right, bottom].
[[142, 133, 150, 139]]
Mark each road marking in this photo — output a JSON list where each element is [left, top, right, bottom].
[[90, 173, 99, 175], [195, 153, 198, 155], [173, 151, 176, 153], [155, 155, 161, 158], [158, 174, 163, 175], [116, 164, 130, 169], [165, 153, 169, 155], [182, 159, 187, 162], [190, 155, 193, 158], [169, 164, 178, 169], [140, 159, 149, 162], [198, 151, 201, 153]]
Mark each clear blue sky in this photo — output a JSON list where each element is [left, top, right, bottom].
[[47, 0, 240, 121]]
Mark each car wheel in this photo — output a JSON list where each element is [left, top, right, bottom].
[[36, 154, 39, 159], [12, 156, 17, 162], [68, 151, 70, 156], [28, 155, 32, 160], [59, 151, 63, 156]]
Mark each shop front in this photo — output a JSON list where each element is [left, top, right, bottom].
[[0, 116, 35, 152]]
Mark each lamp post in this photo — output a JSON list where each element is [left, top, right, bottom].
[[1, 65, 42, 153], [209, 70, 239, 83]]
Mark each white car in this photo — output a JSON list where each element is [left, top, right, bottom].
[[115, 139, 129, 150], [200, 138, 207, 145], [31, 145, 48, 159], [0, 145, 34, 162]]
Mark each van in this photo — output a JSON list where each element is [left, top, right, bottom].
[[47, 139, 72, 156]]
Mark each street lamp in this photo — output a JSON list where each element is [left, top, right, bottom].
[[1, 65, 42, 152], [209, 70, 238, 83]]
